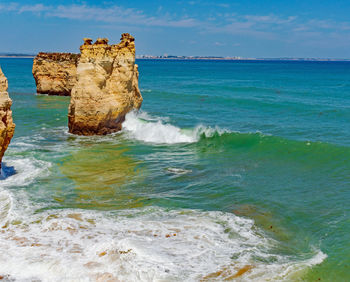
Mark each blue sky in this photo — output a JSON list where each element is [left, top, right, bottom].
[[0, 0, 350, 58]]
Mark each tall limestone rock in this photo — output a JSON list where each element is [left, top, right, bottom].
[[32, 52, 80, 96], [0, 66, 15, 170], [68, 33, 142, 135]]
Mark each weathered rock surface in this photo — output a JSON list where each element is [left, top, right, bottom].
[[32, 52, 80, 96], [0, 66, 15, 170], [68, 34, 142, 135]]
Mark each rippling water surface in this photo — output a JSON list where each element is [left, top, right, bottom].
[[0, 58, 349, 281]]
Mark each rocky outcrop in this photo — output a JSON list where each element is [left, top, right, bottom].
[[68, 34, 142, 135], [0, 67, 15, 170], [32, 52, 80, 96]]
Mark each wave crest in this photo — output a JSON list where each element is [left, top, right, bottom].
[[122, 111, 227, 144]]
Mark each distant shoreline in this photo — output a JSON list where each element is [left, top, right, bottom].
[[136, 57, 350, 62], [1, 55, 350, 62]]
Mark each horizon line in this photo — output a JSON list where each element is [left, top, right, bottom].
[[1, 53, 350, 61]]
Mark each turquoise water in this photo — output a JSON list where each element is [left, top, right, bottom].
[[0, 58, 349, 281]]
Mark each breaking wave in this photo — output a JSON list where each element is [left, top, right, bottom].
[[122, 111, 227, 144], [122, 112, 350, 170]]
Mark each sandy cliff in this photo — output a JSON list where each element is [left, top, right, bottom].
[[32, 52, 80, 96], [68, 34, 142, 135], [0, 66, 15, 170]]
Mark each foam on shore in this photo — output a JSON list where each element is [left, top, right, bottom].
[[0, 157, 51, 188], [0, 189, 11, 227], [0, 206, 326, 281]]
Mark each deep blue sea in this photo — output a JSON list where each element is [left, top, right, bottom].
[[0, 58, 349, 281]]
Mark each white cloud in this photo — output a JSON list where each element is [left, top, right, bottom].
[[243, 15, 296, 25], [214, 42, 225, 46], [0, 3, 200, 28], [0, 2, 19, 12], [18, 4, 47, 13]]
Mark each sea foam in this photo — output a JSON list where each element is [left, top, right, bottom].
[[0, 189, 11, 227], [0, 207, 326, 281], [0, 157, 51, 188]]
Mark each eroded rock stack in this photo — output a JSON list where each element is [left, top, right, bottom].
[[0, 67, 15, 170], [68, 33, 142, 135], [32, 52, 80, 96]]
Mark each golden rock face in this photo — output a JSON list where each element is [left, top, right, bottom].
[[0, 66, 15, 170], [32, 52, 80, 96], [68, 33, 143, 135]]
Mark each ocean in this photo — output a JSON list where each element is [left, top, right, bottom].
[[0, 58, 349, 281]]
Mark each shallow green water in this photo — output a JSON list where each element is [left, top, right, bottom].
[[0, 58, 349, 281]]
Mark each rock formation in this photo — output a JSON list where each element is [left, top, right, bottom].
[[0, 66, 15, 170], [32, 52, 80, 96], [68, 34, 142, 135]]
